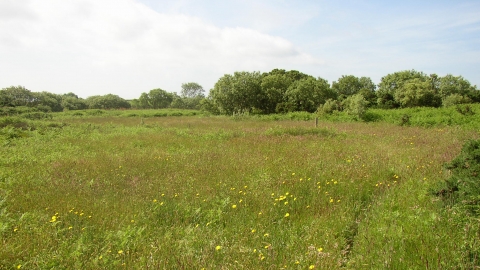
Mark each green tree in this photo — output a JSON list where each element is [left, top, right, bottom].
[[0, 86, 35, 107], [260, 73, 293, 113], [283, 77, 335, 113], [86, 94, 131, 109], [393, 78, 441, 107], [34, 91, 63, 112], [180, 82, 205, 98], [342, 94, 369, 119], [137, 92, 151, 109], [209, 71, 264, 114], [377, 70, 429, 108], [61, 96, 88, 110], [438, 74, 477, 106], [148, 88, 173, 109], [332, 75, 363, 97]]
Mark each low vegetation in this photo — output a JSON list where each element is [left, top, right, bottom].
[[0, 107, 479, 268]]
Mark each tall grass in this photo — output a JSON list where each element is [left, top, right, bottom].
[[0, 112, 478, 269]]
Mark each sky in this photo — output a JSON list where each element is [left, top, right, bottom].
[[1, 0, 479, 99]]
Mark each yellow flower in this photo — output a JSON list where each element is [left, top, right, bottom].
[[317, 247, 323, 252], [215, 245, 222, 251], [251, 229, 256, 233], [284, 213, 290, 218], [309, 265, 315, 269], [232, 205, 237, 209], [118, 250, 123, 254], [329, 198, 333, 203], [17, 265, 22, 269]]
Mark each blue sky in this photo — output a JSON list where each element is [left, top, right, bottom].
[[1, 0, 479, 99]]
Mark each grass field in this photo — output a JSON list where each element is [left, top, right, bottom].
[[1, 110, 479, 269]]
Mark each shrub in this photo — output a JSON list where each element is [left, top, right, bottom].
[[439, 139, 480, 214], [443, 94, 472, 107], [320, 99, 342, 114], [342, 94, 368, 120]]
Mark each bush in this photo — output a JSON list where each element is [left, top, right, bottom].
[[443, 94, 472, 107], [320, 99, 342, 114], [342, 94, 368, 120], [439, 139, 480, 214]]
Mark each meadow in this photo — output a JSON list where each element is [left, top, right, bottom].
[[1, 107, 479, 269]]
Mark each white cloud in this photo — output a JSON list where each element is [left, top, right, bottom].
[[0, 0, 324, 98]]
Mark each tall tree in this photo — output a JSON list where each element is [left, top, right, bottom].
[[209, 71, 264, 114], [332, 75, 363, 97], [377, 70, 429, 108], [0, 86, 35, 107], [148, 88, 173, 109], [283, 77, 335, 113], [180, 82, 205, 98], [394, 78, 441, 107]]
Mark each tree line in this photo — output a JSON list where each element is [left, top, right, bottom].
[[1, 69, 478, 114]]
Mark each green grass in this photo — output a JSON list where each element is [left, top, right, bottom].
[[0, 110, 479, 269]]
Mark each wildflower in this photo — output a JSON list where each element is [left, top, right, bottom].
[[253, 249, 257, 253], [251, 229, 256, 233], [309, 265, 315, 269], [118, 250, 123, 254], [317, 247, 323, 252], [17, 265, 22, 269], [295, 260, 300, 264], [68, 226, 73, 230], [14, 228, 18, 232], [292, 172, 295, 176], [215, 246, 222, 251], [264, 233, 269, 237], [284, 213, 290, 218], [232, 205, 237, 209], [153, 199, 157, 202], [329, 198, 333, 203]]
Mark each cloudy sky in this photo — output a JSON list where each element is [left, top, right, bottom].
[[1, 0, 479, 99]]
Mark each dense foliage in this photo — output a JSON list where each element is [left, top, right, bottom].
[[2, 69, 478, 114]]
